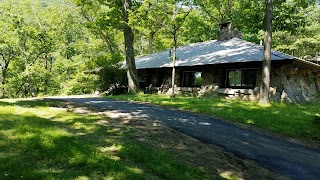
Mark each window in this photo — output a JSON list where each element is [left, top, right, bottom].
[[227, 69, 257, 88], [182, 71, 203, 87], [228, 70, 242, 87]]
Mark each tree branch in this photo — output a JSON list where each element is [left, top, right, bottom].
[[174, 8, 192, 32], [198, 3, 220, 23], [81, 8, 115, 54], [0, 52, 6, 62], [30, 51, 45, 66]]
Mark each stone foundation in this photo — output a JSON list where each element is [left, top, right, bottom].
[[271, 64, 320, 103]]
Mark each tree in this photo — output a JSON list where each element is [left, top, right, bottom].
[[132, 0, 169, 54], [0, 45, 16, 98], [0, 2, 19, 98], [260, 0, 273, 105], [122, 0, 140, 93], [179, 9, 217, 43], [156, 0, 192, 96], [272, 0, 319, 60], [77, 2, 119, 55], [74, 0, 140, 93], [194, 0, 236, 23], [0, 0, 318, 99], [0, 0, 94, 97], [172, 4, 191, 96]]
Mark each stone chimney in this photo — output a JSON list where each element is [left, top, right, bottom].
[[218, 22, 242, 41]]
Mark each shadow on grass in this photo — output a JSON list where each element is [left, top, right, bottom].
[[0, 100, 212, 180], [0, 113, 145, 180], [0, 99, 62, 108]]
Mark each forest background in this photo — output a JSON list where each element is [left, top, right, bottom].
[[0, 0, 319, 98]]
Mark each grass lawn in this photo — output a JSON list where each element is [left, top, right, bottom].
[[0, 99, 212, 179], [108, 94, 320, 143]]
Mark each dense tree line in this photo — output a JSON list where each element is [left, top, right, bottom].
[[0, 0, 319, 98]]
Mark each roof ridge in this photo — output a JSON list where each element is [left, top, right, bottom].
[[236, 38, 294, 60]]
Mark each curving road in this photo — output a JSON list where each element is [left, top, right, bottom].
[[50, 97, 320, 179]]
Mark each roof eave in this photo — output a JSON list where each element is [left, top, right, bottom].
[[293, 57, 320, 72]]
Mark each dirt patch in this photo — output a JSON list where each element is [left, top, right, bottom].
[[127, 118, 287, 180], [58, 100, 288, 180]]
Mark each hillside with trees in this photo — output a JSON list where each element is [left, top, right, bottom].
[[0, 0, 319, 98]]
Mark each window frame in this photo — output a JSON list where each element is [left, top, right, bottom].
[[182, 71, 203, 87], [225, 68, 258, 88]]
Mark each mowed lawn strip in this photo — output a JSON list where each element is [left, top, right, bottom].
[[108, 94, 320, 143], [0, 99, 211, 180]]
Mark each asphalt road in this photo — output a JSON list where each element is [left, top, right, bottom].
[[51, 97, 320, 179]]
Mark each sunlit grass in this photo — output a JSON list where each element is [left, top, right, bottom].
[[109, 94, 320, 142], [0, 99, 211, 179]]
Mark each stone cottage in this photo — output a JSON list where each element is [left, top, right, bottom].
[[135, 22, 320, 103]]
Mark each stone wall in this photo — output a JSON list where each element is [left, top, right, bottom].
[[218, 22, 242, 41], [270, 64, 320, 103], [218, 28, 242, 41]]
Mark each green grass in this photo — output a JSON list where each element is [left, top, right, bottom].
[[108, 93, 320, 142], [0, 99, 211, 179]]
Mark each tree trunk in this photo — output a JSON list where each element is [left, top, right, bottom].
[[171, 33, 177, 97], [122, 0, 140, 93], [25, 65, 36, 97], [0, 49, 14, 98], [148, 31, 155, 54], [259, 0, 273, 105], [22, 43, 36, 97], [1, 68, 6, 99], [1, 63, 9, 98], [0, 60, 7, 99]]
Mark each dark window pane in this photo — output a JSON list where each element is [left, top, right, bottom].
[[227, 69, 257, 87], [242, 69, 257, 87], [183, 71, 202, 87]]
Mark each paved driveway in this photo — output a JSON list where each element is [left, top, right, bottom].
[[51, 97, 320, 179]]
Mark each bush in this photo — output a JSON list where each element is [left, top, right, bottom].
[[102, 84, 128, 96], [96, 65, 127, 92], [66, 73, 98, 95], [314, 114, 320, 124]]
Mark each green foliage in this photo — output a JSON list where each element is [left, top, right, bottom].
[[0, 0, 320, 98], [271, 1, 320, 60], [0, 0, 126, 98], [96, 65, 127, 92], [194, 0, 237, 23], [65, 73, 98, 95], [179, 10, 218, 43], [314, 114, 320, 124]]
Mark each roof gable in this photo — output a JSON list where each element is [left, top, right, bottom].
[[135, 38, 294, 69]]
